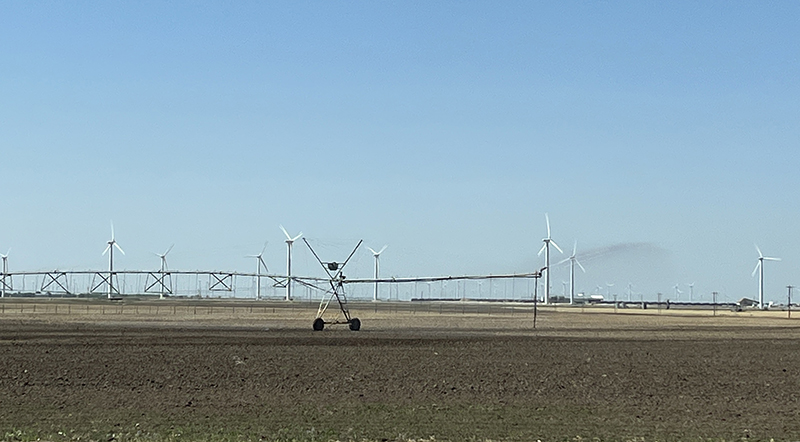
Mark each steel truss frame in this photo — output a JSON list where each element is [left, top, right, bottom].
[[0, 269, 543, 303], [0, 273, 11, 296], [209, 273, 234, 291], [303, 238, 363, 331], [41, 271, 71, 295], [144, 271, 173, 297], [90, 272, 120, 296]]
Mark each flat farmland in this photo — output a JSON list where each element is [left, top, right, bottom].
[[2, 299, 800, 442]]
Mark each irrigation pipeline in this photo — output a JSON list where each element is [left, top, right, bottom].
[[343, 272, 543, 284], [0, 269, 543, 298], [0, 270, 541, 283]]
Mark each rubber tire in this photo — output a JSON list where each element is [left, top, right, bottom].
[[349, 317, 361, 331], [313, 318, 325, 331]]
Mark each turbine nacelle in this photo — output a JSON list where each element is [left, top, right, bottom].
[[557, 240, 586, 273], [154, 244, 174, 271], [102, 222, 125, 256], [246, 242, 268, 259], [752, 244, 781, 277], [159, 244, 175, 259], [280, 225, 303, 243], [367, 245, 388, 257]]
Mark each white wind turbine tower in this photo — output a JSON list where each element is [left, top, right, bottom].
[[246, 242, 268, 300], [753, 245, 781, 309], [154, 244, 174, 299], [280, 225, 302, 301], [367, 245, 387, 302], [102, 222, 125, 299], [558, 240, 585, 305], [688, 282, 695, 302], [1, 248, 10, 298], [537, 213, 563, 304]]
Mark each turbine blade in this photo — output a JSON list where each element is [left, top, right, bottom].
[[291, 232, 303, 241], [367, 247, 378, 255], [551, 240, 564, 254], [280, 225, 291, 240], [165, 244, 174, 256], [110, 221, 115, 240], [752, 261, 761, 277], [572, 240, 577, 257], [764, 256, 781, 261], [537, 243, 547, 256], [260, 242, 268, 255], [114, 243, 125, 255], [556, 257, 570, 265], [576, 260, 587, 273], [755, 244, 763, 258], [378, 245, 388, 255], [102, 244, 111, 256], [545, 213, 551, 238]]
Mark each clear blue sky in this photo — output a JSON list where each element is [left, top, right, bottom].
[[1, 1, 799, 302]]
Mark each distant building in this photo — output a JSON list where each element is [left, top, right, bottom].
[[574, 292, 604, 304], [737, 298, 758, 308]]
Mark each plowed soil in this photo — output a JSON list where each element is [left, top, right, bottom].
[[2, 300, 800, 441]]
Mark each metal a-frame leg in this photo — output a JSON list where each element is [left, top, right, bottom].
[[305, 238, 362, 331]]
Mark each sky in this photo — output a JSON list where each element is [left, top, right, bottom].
[[1, 1, 799, 302]]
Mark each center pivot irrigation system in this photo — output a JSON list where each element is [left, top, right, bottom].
[[0, 222, 577, 331], [294, 238, 548, 332]]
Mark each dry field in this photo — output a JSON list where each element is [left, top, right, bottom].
[[2, 298, 800, 442]]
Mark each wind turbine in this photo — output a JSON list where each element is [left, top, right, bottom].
[[688, 282, 695, 302], [102, 222, 125, 299], [753, 245, 781, 309], [673, 284, 683, 301], [156, 244, 174, 273], [367, 245, 387, 301], [152, 244, 174, 299], [1, 248, 10, 298], [606, 282, 615, 300], [558, 240, 586, 305], [280, 225, 302, 301], [246, 242, 268, 300], [537, 213, 562, 304]]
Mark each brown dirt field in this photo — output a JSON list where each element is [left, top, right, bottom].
[[2, 299, 800, 441]]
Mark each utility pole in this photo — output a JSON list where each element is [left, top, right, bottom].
[[712, 291, 718, 317], [533, 268, 544, 329]]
